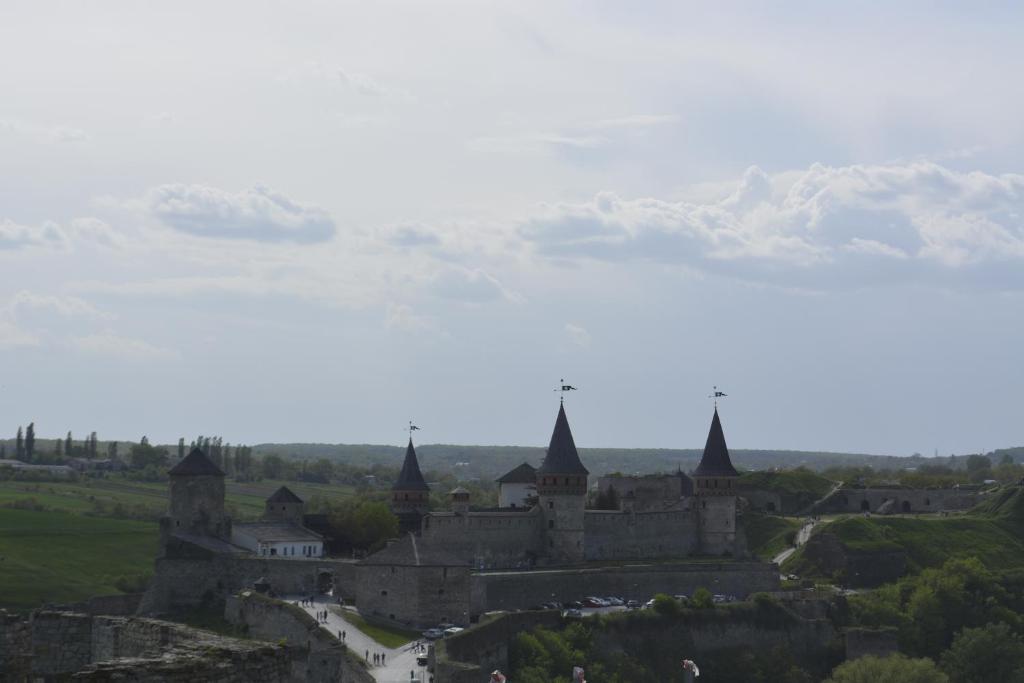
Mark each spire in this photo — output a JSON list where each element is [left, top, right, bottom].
[[168, 447, 224, 477], [537, 403, 589, 475], [392, 438, 430, 491], [693, 408, 739, 477]]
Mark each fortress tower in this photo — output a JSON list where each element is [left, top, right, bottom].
[[693, 408, 739, 555], [264, 485, 305, 523], [536, 403, 589, 564], [391, 438, 431, 534], [166, 447, 231, 540]]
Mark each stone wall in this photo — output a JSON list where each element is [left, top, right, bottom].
[[471, 561, 780, 613], [224, 591, 374, 683], [1, 609, 292, 681], [433, 611, 563, 682], [354, 563, 472, 628], [698, 495, 738, 555], [597, 474, 686, 510], [420, 508, 544, 567], [739, 489, 784, 514], [584, 509, 699, 560], [139, 553, 358, 615], [812, 487, 979, 515]]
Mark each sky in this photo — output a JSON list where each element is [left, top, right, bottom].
[[1, 1, 1023, 456]]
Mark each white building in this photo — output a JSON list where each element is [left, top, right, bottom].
[[232, 521, 324, 558], [496, 462, 537, 508]]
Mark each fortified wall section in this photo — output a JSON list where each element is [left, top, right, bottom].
[[355, 563, 472, 628], [0, 609, 290, 681], [584, 509, 699, 560], [470, 561, 780, 613], [812, 487, 979, 515], [420, 509, 545, 567], [224, 591, 374, 683], [139, 554, 357, 615]]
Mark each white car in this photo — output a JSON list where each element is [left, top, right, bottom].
[[422, 628, 443, 640], [443, 627, 464, 637]]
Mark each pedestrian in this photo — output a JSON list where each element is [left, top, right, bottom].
[[490, 670, 506, 683], [342, 630, 347, 641], [681, 659, 700, 682], [365, 649, 369, 662], [382, 652, 386, 665]]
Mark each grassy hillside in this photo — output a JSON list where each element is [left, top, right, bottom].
[[741, 513, 802, 560], [784, 486, 1024, 578], [0, 508, 158, 610], [0, 477, 355, 520], [738, 469, 834, 512]]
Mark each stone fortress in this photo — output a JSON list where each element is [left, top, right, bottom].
[[137, 401, 779, 629]]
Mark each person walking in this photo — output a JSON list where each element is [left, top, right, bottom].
[[382, 652, 386, 665], [365, 649, 369, 662], [682, 659, 700, 682]]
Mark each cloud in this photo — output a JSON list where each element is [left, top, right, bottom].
[[519, 161, 1024, 289], [70, 332, 178, 361], [0, 319, 37, 349], [429, 267, 521, 304], [144, 184, 336, 243], [385, 303, 446, 336], [8, 291, 112, 321], [385, 224, 442, 248], [564, 323, 591, 347], [69, 217, 125, 248], [588, 114, 679, 129], [0, 219, 68, 250], [336, 69, 387, 96]]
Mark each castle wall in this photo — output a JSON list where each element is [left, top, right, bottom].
[[597, 475, 685, 510], [353, 563, 472, 628], [138, 554, 358, 615], [813, 487, 980, 515], [541, 493, 586, 564], [584, 509, 699, 560], [740, 489, 784, 513], [470, 561, 780, 614], [421, 509, 545, 568]]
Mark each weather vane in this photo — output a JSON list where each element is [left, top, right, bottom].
[[555, 378, 578, 403], [408, 421, 421, 438], [708, 385, 727, 408]]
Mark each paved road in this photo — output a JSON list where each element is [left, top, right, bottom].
[[286, 595, 431, 683], [772, 519, 817, 567]]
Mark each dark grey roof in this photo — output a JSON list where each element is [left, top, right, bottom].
[[233, 521, 322, 542], [496, 462, 537, 484], [358, 533, 468, 567], [267, 486, 303, 504], [392, 439, 430, 492], [537, 403, 589, 476], [168, 447, 224, 477], [692, 409, 739, 477]]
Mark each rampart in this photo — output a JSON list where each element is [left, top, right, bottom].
[[224, 591, 374, 683], [470, 560, 779, 613], [138, 553, 358, 615], [420, 509, 544, 567], [0, 608, 290, 681], [811, 487, 979, 515]]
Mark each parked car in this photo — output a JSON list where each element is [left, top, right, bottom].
[[582, 597, 604, 607], [565, 600, 583, 609], [416, 655, 429, 667], [422, 628, 443, 640], [605, 597, 624, 606], [563, 608, 583, 618], [642, 598, 656, 609], [443, 627, 465, 637], [626, 600, 640, 609]]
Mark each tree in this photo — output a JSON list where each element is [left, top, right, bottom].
[[261, 454, 285, 479], [177, 438, 185, 461], [652, 593, 680, 617], [108, 441, 119, 461], [88, 431, 98, 459], [130, 440, 168, 470], [940, 623, 1024, 683], [55, 437, 63, 458], [65, 431, 72, 457], [15, 426, 23, 461], [965, 454, 992, 483], [25, 422, 34, 461], [691, 587, 714, 609], [824, 654, 947, 683]]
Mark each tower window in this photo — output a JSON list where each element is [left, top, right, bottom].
[[548, 520, 554, 529], [548, 501, 554, 509]]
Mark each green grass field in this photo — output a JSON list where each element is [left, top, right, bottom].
[[741, 513, 802, 560], [0, 508, 159, 610], [0, 475, 356, 612]]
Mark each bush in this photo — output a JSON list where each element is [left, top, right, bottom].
[[824, 653, 947, 683], [691, 587, 714, 609], [652, 593, 680, 617]]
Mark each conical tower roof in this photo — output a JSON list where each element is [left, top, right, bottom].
[[537, 403, 589, 475], [168, 447, 224, 477], [693, 408, 739, 477], [267, 486, 303, 504], [392, 438, 430, 491]]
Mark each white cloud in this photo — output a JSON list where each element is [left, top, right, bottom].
[[588, 114, 679, 129], [429, 267, 522, 304], [69, 217, 125, 248], [70, 332, 178, 361], [0, 318, 38, 349], [519, 161, 1024, 288], [144, 184, 336, 243], [0, 219, 68, 250], [8, 291, 112, 321], [385, 303, 445, 336], [564, 322, 591, 347]]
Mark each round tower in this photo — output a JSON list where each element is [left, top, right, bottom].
[[391, 438, 430, 534], [693, 408, 739, 555], [536, 402, 589, 564], [167, 447, 230, 539]]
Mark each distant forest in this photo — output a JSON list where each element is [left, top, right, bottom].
[[246, 442, 1024, 481]]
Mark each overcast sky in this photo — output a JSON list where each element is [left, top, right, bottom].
[[1, 1, 1022, 456]]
